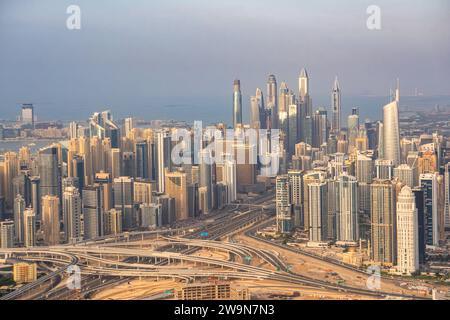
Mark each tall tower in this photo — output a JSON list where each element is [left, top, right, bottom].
[[371, 179, 396, 265], [113, 177, 135, 230], [276, 175, 292, 234], [41, 195, 60, 245], [0, 221, 14, 248], [83, 185, 105, 240], [444, 163, 450, 228], [383, 81, 401, 165], [232, 79, 242, 128], [396, 186, 419, 275], [250, 88, 265, 129], [165, 169, 188, 221], [63, 186, 82, 243], [308, 181, 328, 243], [38, 145, 60, 198], [23, 208, 36, 247], [266, 75, 278, 129], [419, 173, 439, 246], [331, 76, 341, 133], [335, 174, 359, 243], [13, 194, 25, 244], [298, 68, 311, 117]]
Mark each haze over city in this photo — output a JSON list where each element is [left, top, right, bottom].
[[0, 0, 449, 122]]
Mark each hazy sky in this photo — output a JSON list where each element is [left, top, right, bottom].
[[0, 0, 449, 120]]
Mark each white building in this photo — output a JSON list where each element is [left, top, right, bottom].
[[396, 186, 419, 275]]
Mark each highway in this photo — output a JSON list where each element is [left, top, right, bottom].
[[0, 191, 430, 300]]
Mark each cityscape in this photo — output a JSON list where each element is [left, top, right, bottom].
[[0, 0, 450, 304]]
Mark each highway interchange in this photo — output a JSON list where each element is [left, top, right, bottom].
[[0, 192, 432, 300]]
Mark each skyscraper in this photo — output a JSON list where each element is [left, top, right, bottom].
[[331, 76, 341, 133], [445, 163, 450, 228], [41, 195, 60, 245], [104, 208, 122, 235], [113, 177, 135, 230], [419, 173, 439, 246], [0, 220, 14, 248], [21, 104, 34, 128], [394, 164, 415, 188], [38, 145, 60, 197], [276, 175, 292, 234], [308, 181, 328, 243], [266, 75, 278, 129], [335, 174, 359, 244], [250, 88, 265, 129], [383, 82, 401, 165], [13, 194, 25, 244], [396, 186, 419, 275], [312, 109, 328, 148], [199, 150, 213, 213], [371, 179, 396, 265], [288, 170, 303, 228], [165, 169, 189, 221], [232, 80, 242, 128], [134, 140, 150, 179], [83, 185, 105, 239], [63, 186, 82, 243], [298, 68, 310, 114], [23, 208, 35, 248]]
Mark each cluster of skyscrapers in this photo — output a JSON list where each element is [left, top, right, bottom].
[[250, 71, 450, 275], [0, 110, 269, 248]]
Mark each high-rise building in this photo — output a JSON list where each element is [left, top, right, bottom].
[[288, 170, 303, 228], [134, 179, 154, 205], [250, 88, 265, 129], [83, 185, 105, 240], [331, 77, 341, 133], [140, 203, 161, 228], [13, 194, 25, 244], [266, 75, 278, 129], [165, 169, 188, 221], [124, 117, 134, 138], [288, 104, 299, 156], [444, 163, 450, 228], [276, 176, 292, 234], [89, 110, 120, 148], [38, 145, 60, 197], [113, 177, 135, 230], [104, 208, 122, 235], [308, 181, 328, 243], [419, 173, 439, 246], [312, 109, 328, 148], [30, 176, 41, 220], [134, 140, 150, 179], [375, 159, 394, 180], [23, 208, 36, 247], [199, 150, 213, 213], [298, 68, 311, 115], [335, 174, 358, 244], [21, 104, 34, 128], [371, 179, 396, 265], [396, 186, 419, 275], [41, 195, 60, 245], [0, 220, 14, 248], [383, 82, 401, 165], [110, 148, 121, 179], [63, 186, 82, 243], [155, 131, 166, 193], [222, 155, 236, 204], [394, 164, 415, 188], [232, 80, 242, 128]]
